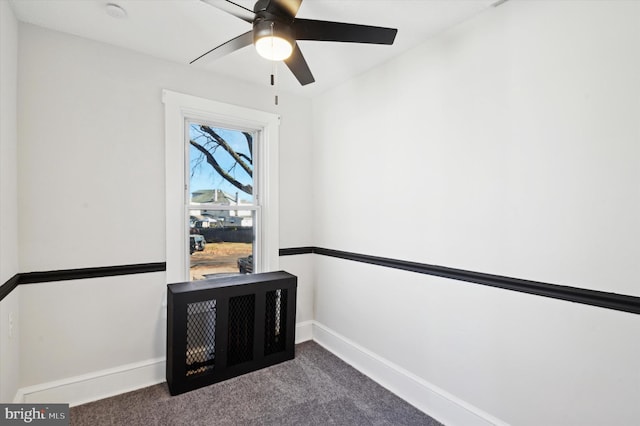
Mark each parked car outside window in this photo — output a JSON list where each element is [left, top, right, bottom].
[[190, 234, 206, 251]]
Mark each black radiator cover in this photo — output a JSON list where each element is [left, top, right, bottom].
[[166, 271, 297, 395]]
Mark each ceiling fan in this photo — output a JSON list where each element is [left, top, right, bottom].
[[191, 0, 398, 86]]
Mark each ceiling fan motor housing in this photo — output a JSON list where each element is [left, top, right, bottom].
[[253, 18, 295, 46], [252, 0, 295, 47], [253, 0, 295, 18]]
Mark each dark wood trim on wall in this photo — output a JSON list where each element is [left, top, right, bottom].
[[0, 262, 166, 302], [279, 247, 314, 256], [280, 247, 640, 315], [0, 274, 20, 302], [4, 249, 640, 315], [20, 262, 167, 284]]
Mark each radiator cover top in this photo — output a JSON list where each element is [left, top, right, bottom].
[[166, 271, 297, 395]]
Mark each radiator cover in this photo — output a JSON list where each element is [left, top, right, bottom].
[[166, 271, 297, 395]]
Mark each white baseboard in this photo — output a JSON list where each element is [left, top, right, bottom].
[[14, 320, 314, 407], [295, 320, 314, 343], [16, 357, 166, 407], [13, 320, 499, 425], [311, 321, 508, 426], [12, 389, 24, 404]]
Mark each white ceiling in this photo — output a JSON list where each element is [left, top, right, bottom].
[[10, 0, 498, 97]]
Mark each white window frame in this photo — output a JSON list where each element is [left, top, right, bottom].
[[163, 90, 279, 283]]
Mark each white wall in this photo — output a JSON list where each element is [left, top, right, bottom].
[[280, 253, 314, 325], [0, 0, 19, 284], [311, 1, 640, 425], [0, 0, 21, 403], [19, 273, 165, 388], [0, 289, 19, 403], [313, 0, 640, 297], [16, 23, 313, 399]]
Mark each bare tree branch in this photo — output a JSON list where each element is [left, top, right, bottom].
[[190, 139, 253, 195], [237, 152, 252, 164], [243, 132, 253, 160], [190, 151, 205, 180], [200, 126, 253, 177]]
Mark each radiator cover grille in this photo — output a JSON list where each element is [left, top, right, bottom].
[[227, 294, 255, 366], [185, 299, 217, 377], [167, 271, 297, 395], [264, 289, 288, 355]]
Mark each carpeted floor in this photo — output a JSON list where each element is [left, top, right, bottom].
[[70, 341, 442, 425]]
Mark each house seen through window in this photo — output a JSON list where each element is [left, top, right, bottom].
[[188, 122, 257, 280]]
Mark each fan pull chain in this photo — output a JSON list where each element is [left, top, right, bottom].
[[274, 65, 279, 106], [271, 63, 278, 106], [270, 22, 279, 106]]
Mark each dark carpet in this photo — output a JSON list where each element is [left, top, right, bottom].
[[70, 341, 442, 425]]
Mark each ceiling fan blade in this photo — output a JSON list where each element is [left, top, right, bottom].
[[284, 43, 315, 86], [263, 0, 303, 18], [200, 0, 255, 23], [190, 31, 254, 64], [293, 19, 397, 45]]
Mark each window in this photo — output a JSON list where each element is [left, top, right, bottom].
[[163, 90, 280, 283], [188, 124, 256, 280]]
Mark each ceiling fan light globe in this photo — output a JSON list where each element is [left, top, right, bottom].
[[255, 36, 293, 61]]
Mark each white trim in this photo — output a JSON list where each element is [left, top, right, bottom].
[[163, 90, 280, 283], [11, 320, 501, 425], [15, 357, 166, 407], [294, 320, 314, 344], [13, 320, 310, 406], [310, 321, 508, 426]]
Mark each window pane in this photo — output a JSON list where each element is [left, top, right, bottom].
[[189, 209, 254, 280], [189, 124, 255, 207]]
